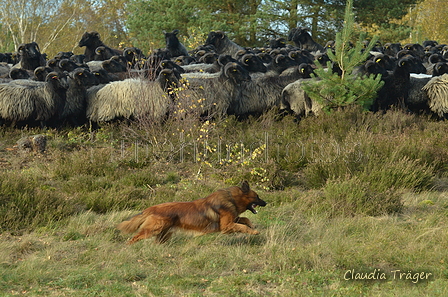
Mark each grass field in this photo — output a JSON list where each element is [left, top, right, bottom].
[[1, 108, 447, 296]]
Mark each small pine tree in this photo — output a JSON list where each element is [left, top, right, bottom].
[[301, 0, 384, 113]]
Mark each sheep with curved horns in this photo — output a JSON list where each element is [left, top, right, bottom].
[[287, 27, 325, 53], [239, 53, 267, 73], [60, 68, 99, 126], [78, 31, 123, 62], [13, 42, 46, 71], [422, 73, 448, 118], [93, 46, 119, 61], [86, 70, 178, 123], [164, 29, 190, 58], [204, 31, 244, 57], [0, 72, 67, 127]]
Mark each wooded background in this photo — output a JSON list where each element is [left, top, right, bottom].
[[0, 0, 446, 57]]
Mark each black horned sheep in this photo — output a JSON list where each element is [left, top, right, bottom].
[[287, 27, 325, 53], [78, 31, 123, 62], [13, 42, 46, 71], [164, 29, 190, 58], [60, 68, 99, 126], [383, 43, 402, 57], [204, 31, 244, 57]]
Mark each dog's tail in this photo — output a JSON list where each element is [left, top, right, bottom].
[[117, 212, 147, 234]]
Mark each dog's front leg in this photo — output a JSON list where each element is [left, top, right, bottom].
[[235, 217, 255, 228], [220, 211, 259, 235]]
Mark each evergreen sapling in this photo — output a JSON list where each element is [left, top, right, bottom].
[[302, 0, 384, 113]]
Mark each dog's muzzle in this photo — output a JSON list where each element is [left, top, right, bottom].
[[248, 199, 267, 214]]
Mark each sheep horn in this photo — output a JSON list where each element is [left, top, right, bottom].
[[241, 54, 254, 66]]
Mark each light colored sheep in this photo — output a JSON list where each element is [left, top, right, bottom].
[[0, 72, 67, 126], [280, 78, 322, 118], [229, 67, 305, 116], [86, 75, 173, 123], [175, 62, 251, 118], [422, 73, 448, 117]]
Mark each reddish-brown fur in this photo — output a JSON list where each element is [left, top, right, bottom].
[[117, 181, 266, 244]]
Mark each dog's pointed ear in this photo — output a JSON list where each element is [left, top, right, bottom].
[[241, 181, 250, 193]]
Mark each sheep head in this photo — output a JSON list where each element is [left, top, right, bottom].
[[165, 29, 181, 48], [18, 42, 41, 58], [69, 68, 98, 87], [288, 27, 311, 44], [205, 31, 227, 47], [79, 31, 102, 48], [223, 62, 251, 84], [241, 53, 267, 73], [45, 71, 68, 90]]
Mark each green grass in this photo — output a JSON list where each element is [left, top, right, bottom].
[[1, 108, 448, 296]]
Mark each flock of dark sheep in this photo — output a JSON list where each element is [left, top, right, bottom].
[[1, 27, 448, 129]]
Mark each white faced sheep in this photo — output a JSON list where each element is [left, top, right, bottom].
[[0, 72, 67, 127], [164, 29, 190, 58], [204, 31, 245, 57], [287, 27, 325, 53], [78, 31, 123, 62]]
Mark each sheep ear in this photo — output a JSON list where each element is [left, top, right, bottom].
[[172, 29, 179, 35]]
